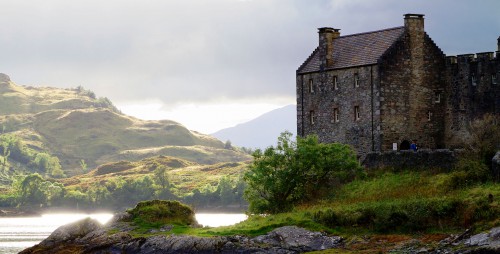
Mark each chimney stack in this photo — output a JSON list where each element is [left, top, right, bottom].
[[318, 27, 340, 68], [404, 14, 425, 36], [497, 36, 500, 51]]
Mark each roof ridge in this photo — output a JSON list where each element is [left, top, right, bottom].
[[339, 26, 404, 38]]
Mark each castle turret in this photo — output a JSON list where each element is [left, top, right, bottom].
[[318, 27, 340, 68]]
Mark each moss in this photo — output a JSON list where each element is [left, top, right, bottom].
[[126, 200, 198, 229]]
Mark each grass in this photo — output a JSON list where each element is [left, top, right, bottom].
[[59, 156, 248, 194], [180, 171, 499, 238], [0, 80, 251, 177]]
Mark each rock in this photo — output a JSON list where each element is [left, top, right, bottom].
[[253, 226, 343, 252], [463, 226, 500, 249], [42, 217, 102, 244]]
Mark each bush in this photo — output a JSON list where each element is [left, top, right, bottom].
[[244, 132, 362, 214], [127, 200, 198, 228], [445, 159, 491, 189]]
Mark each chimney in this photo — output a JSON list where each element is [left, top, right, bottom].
[[404, 14, 424, 37], [497, 36, 500, 51], [318, 27, 340, 68]]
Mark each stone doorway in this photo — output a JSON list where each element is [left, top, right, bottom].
[[400, 140, 410, 150]]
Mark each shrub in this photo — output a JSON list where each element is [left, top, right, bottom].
[[445, 159, 491, 189], [127, 200, 198, 228], [244, 132, 362, 214]]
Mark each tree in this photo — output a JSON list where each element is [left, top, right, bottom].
[[244, 131, 361, 214], [79, 159, 88, 173], [153, 163, 170, 189], [466, 113, 500, 163], [217, 176, 234, 207], [224, 140, 233, 150], [18, 173, 47, 206]]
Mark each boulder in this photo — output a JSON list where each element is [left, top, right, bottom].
[[253, 226, 342, 252]]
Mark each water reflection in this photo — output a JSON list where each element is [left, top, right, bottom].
[[0, 213, 246, 254]]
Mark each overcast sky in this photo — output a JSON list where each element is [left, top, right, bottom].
[[0, 0, 499, 133]]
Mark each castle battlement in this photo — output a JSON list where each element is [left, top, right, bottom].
[[447, 51, 499, 64]]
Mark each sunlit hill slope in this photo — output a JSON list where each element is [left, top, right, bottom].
[[0, 73, 250, 177]]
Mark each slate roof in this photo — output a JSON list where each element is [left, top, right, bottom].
[[297, 26, 405, 74]]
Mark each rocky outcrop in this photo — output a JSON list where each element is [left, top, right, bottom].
[[390, 227, 500, 253], [20, 217, 343, 254]]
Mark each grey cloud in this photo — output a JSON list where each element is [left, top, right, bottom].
[[0, 0, 498, 106]]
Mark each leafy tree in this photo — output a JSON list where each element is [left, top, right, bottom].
[[217, 176, 234, 206], [224, 140, 233, 150], [244, 131, 361, 214], [466, 113, 500, 163], [0, 142, 10, 169], [18, 173, 47, 205], [79, 159, 88, 173], [153, 163, 170, 189]]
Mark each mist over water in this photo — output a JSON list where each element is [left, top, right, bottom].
[[0, 213, 246, 254]]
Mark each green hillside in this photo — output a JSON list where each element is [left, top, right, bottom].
[[0, 73, 250, 178]]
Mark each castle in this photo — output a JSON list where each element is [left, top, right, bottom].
[[296, 14, 500, 157]]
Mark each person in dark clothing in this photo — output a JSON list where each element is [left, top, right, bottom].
[[410, 140, 418, 151]]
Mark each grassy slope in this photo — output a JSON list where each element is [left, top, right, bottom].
[[175, 171, 498, 253], [59, 155, 249, 195], [112, 170, 498, 237], [0, 76, 250, 177]]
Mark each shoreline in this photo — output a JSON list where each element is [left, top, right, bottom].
[[0, 205, 248, 217]]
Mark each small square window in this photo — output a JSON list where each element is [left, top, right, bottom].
[[310, 110, 315, 125], [354, 73, 359, 88], [492, 74, 498, 85], [354, 106, 360, 121], [333, 108, 339, 122], [435, 92, 441, 103], [471, 74, 477, 86], [308, 79, 314, 93], [333, 76, 338, 90]]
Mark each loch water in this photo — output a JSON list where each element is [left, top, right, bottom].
[[0, 213, 247, 254]]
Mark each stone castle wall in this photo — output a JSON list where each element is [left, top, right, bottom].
[[297, 15, 499, 158], [362, 149, 459, 170], [444, 52, 500, 148], [377, 22, 447, 151], [297, 65, 381, 157]]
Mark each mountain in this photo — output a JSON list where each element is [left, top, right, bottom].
[[0, 73, 250, 178], [212, 105, 296, 150]]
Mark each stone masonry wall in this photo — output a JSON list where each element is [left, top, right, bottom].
[[378, 28, 446, 151], [444, 52, 500, 147], [297, 65, 381, 158], [362, 149, 459, 170]]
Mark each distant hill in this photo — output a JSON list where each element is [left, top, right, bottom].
[[212, 105, 296, 150], [0, 73, 250, 178]]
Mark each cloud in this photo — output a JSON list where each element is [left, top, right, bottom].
[[0, 0, 498, 109]]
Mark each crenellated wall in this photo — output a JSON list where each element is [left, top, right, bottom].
[[444, 51, 500, 147]]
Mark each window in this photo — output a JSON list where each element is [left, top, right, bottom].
[[435, 91, 441, 103], [427, 110, 432, 121], [308, 79, 314, 93], [333, 76, 338, 90], [354, 73, 359, 88], [354, 106, 360, 121], [333, 108, 339, 122], [310, 111, 315, 125], [471, 74, 477, 86], [492, 73, 498, 85]]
